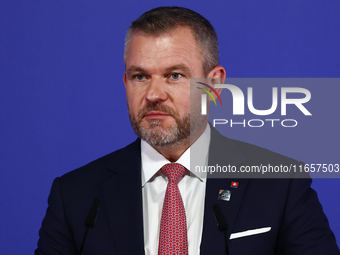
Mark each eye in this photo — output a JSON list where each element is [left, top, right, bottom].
[[135, 74, 145, 81], [170, 73, 182, 80]]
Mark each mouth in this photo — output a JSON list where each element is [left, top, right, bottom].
[[143, 111, 171, 120]]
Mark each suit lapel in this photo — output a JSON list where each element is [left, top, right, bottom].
[[201, 127, 249, 254], [101, 140, 145, 255], [97, 128, 249, 254]]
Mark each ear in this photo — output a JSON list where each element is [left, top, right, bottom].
[[123, 71, 127, 87], [206, 65, 226, 101]]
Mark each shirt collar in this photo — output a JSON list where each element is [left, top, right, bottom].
[[141, 124, 210, 187]]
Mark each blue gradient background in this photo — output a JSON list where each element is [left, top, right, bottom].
[[0, 0, 339, 253]]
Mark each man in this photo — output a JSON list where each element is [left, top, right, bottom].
[[36, 6, 339, 255]]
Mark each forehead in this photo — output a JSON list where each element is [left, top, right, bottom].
[[125, 27, 203, 73]]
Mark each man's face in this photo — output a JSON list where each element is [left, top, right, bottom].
[[123, 27, 206, 147]]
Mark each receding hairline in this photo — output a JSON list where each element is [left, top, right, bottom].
[[124, 25, 206, 71], [124, 7, 220, 76]]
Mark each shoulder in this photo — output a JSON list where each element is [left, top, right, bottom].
[[57, 139, 141, 188], [210, 126, 300, 165], [230, 137, 299, 164], [208, 126, 308, 179]]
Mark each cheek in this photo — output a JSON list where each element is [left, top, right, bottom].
[[175, 96, 191, 116], [126, 90, 147, 115], [126, 91, 138, 113]]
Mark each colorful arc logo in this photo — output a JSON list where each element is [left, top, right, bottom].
[[196, 82, 223, 106]]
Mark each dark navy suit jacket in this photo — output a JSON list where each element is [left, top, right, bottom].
[[36, 127, 339, 254]]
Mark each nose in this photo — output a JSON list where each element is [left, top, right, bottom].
[[145, 77, 168, 103]]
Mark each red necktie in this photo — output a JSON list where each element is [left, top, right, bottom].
[[158, 163, 188, 255]]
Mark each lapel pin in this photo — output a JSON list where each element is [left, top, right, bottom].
[[218, 189, 231, 201], [230, 181, 239, 188]]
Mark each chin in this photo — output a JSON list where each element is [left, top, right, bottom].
[[144, 119, 174, 129]]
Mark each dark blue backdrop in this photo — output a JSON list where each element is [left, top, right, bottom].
[[0, 1, 339, 253]]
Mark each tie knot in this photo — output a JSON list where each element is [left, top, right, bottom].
[[161, 163, 185, 184]]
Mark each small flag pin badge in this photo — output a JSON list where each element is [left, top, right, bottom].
[[230, 181, 239, 188]]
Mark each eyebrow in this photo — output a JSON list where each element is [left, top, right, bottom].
[[126, 66, 147, 73], [165, 64, 191, 75], [126, 64, 191, 76]]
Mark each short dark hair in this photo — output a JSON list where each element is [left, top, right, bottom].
[[124, 6, 219, 76]]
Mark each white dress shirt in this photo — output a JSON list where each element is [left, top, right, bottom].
[[141, 124, 210, 255]]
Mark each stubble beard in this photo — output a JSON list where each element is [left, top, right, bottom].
[[128, 102, 204, 148]]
